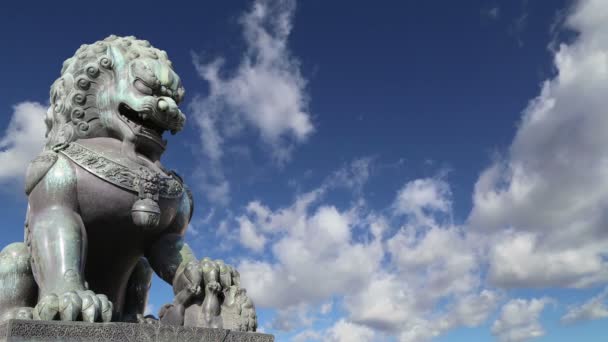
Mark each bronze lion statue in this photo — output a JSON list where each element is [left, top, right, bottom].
[[0, 35, 256, 331]]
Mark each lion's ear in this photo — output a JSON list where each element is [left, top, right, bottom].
[[49, 75, 74, 115]]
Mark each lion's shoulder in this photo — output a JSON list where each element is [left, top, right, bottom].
[[24, 151, 58, 195]]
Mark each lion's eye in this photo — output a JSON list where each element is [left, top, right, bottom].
[[134, 79, 154, 95]]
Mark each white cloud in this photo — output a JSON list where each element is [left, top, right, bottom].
[[271, 303, 315, 331], [319, 301, 333, 315], [292, 320, 379, 342], [238, 216, 267, 252], [387, 224, 479, 299], [393, 178, 452, 225], [191, 0, 313, 164], [292, 329, 321, 342], [325, 157, 373, 193], [492, 298, 553, 342], [561, 287, 608, 324], [190, 0, 312, 205], [469, 0, 608, 288], [237, 174, 494, 340], [400, 290, 499, 341], [244, 188, 323, 234], [348, 223, 496, 340], [325, 319, 377, 342], [451, 290, 502, 327], [186, 0, 608, 338], [344, 273, 415, 333], [489, 230, 605, 288], [192, 166, 231, 205], [0, 102, 47, 184], [238, 199, 384, 309]]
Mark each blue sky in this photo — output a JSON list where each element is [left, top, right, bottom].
[[1, 0, 607, 341]]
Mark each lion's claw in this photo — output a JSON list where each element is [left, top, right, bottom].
[[206, 281, 221, 293], [59, 291, 81, 321], [98, 294, 113, 323], [34, 294, 59, 320], [188, 285, 202, 296], [34, 291, 113, 322]]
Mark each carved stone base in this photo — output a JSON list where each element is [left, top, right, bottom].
[[0, 320, 274, 342]]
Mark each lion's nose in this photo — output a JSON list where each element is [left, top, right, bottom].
[[157, 98, 180, 119], [157, 99, 169, 112]]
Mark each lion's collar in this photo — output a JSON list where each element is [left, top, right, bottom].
[[58, 142, 183, 199]]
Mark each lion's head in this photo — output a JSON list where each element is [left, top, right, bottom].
[[45, 35, 186, 156]]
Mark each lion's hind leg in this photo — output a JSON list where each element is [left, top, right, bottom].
[[122, 257, 154, 323], [0, 242, 37, 321]]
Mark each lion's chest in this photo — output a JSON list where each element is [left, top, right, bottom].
[[74, 165, 181, 239]]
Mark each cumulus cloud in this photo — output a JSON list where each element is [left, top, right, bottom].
[[238, 216, 267, 252], [0, 102, 47, 184], [492, 298, 553, 342], [451, 290, 502, 327], [561, 287, 608, 324], [271, 304, 315, 332], [191, 0, 312, 161], [190, 0, 313, 204], [393, 177, 452, 225], [386, 225, 479, 304], [288, 320, 379, 342], [325, 319, 377, 342], [187, 0, 608, 338], [325, 157, 373, 194], [238, 199, 384, 308], [469, 0, 608, 288], [344, 177, 497, 340], [292, 329, 321, 342], [193, 169, 231, 205], [236, 174, 495, 341], [488, 230, 605, 288]]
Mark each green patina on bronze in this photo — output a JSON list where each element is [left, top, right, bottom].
[[0, 36, 257, 332]]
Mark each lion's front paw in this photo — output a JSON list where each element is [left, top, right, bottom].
[[34, 290, 113, 322]]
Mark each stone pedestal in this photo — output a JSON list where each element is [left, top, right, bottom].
[[0, 320, 274, 342]]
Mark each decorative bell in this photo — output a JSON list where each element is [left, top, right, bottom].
[[131, 197, 161, 229]]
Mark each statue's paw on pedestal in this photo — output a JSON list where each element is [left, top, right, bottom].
[[34, 291, 113, 323], [160, 258, 258, 332]]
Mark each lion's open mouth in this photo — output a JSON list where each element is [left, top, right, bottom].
[[118, 103, 166, 142]]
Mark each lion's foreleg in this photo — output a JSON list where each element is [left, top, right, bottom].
[[27, 156, 111, 322], [146, 234, 197, 292], [29, 206, 87, 296]]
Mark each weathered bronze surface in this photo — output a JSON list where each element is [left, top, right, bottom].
[[0, 36, 257, 333]]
